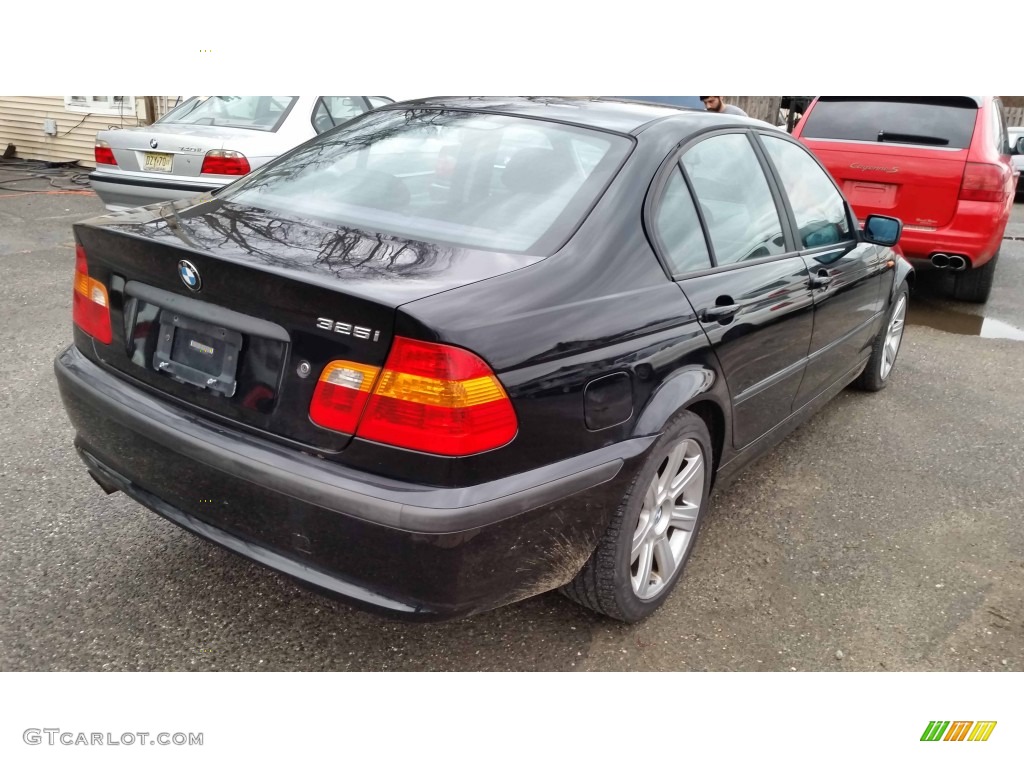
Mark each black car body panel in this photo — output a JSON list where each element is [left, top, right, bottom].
[[55, 98, 910, 619]]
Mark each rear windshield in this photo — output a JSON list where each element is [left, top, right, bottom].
[[158, 96, 297, 132], [219, 108, 631, 254], [801, 97, 978, 149]]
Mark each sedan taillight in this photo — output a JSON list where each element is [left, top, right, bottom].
[[200, 150, 251, 176], [310, 338, 518, 456], [309, 361, 382, 435], [73, 244, 112, 344], [94, 140, 116, 166]]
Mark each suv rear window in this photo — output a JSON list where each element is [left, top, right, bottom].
[[801, 97, 978, 149], [221, 109, 631, 254]]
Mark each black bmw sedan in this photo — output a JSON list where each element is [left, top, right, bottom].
[[55, 97, 911, 623]]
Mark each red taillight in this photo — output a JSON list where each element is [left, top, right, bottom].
[[200, 150, 251, 176], [309, 361, 381, 434], [72, 245, 112, 344], [309, 338, 518, 456], [94, 140, 116, 166], [959, 162, 1006, 203]]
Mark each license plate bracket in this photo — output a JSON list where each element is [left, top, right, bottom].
[[844, 180, 897, 207], [153, 310, 242, 397]]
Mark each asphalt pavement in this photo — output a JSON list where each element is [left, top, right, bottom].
[[1, 179, 1022, 672]]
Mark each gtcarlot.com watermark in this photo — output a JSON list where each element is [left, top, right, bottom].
[[23, 729, 203, 747]]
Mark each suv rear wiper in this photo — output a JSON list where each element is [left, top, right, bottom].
[[877, 131, 949, 146]]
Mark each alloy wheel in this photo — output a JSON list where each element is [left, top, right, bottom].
[[630, 438, 705, 599], [881, 294, 907, 380]]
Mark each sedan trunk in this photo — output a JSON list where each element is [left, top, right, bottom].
[[72, 198, 541, 453], [103, 125, 242, 177]]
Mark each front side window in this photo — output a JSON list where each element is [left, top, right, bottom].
[[653, 168, 712, 275], [157, 96, 297, 132], [762, 135, 851, 249], [222, 109, 632, 254], [681, 133, 786, 265]]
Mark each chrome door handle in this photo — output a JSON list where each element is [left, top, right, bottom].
[[809, 270, 833, 289]]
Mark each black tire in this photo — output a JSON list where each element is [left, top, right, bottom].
[[560, 410, 713, 622], [951, 252, 998, 303], [854, 282, 909, 392]]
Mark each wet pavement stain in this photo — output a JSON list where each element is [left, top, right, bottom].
[[907, 302, 1024, 341]]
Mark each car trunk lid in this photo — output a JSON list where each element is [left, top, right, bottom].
[[101, 125, 246, 178]]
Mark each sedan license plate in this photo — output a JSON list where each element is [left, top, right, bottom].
[[143, 152, 173, 173]]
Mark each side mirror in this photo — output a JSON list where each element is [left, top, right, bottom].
[[863, 214, 902, 247]]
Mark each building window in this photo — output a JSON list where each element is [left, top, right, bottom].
[[64, 96, 136, 115]]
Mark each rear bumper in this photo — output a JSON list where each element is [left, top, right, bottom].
[[88, 171, 223, 211], [55, 346, 652, 620], [895, 199, 1011, 268]]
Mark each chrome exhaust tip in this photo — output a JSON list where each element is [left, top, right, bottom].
[[931, 253, 950, 268], [947, 255, 967, 271]]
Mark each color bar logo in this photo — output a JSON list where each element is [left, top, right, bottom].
[[921, 721, 997, 742]]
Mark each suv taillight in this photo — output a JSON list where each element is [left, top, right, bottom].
[[959, 162, 1006, 203], [200, 150, 251, 175], [94, 140, 116, 166], [309, 337, 518, 456], [72, 245, 112, 344]]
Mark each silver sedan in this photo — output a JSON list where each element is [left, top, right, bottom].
[[89, 96, 394, 211], [1011, 126, 1024, 183]]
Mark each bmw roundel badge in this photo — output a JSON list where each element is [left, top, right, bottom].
[[150, 138, 159, 149], [178, 260, 202, 291]]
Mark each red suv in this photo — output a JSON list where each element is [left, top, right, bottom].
[[794, 96, 1022, 302]]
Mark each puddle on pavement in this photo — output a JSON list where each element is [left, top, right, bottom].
[[907, 303, 1024, 341]]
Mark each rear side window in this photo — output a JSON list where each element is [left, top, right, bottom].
[[313, 97, 369, 134], [801, 97, 978, 149], [323, 97, 368, 125], [653, 168, 712, 275], [223, 109, 631, 255]]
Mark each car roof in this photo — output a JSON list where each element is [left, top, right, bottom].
[[378, 96, 702, 135]]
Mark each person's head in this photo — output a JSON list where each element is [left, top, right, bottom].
[[700, 96, 724, 112]]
